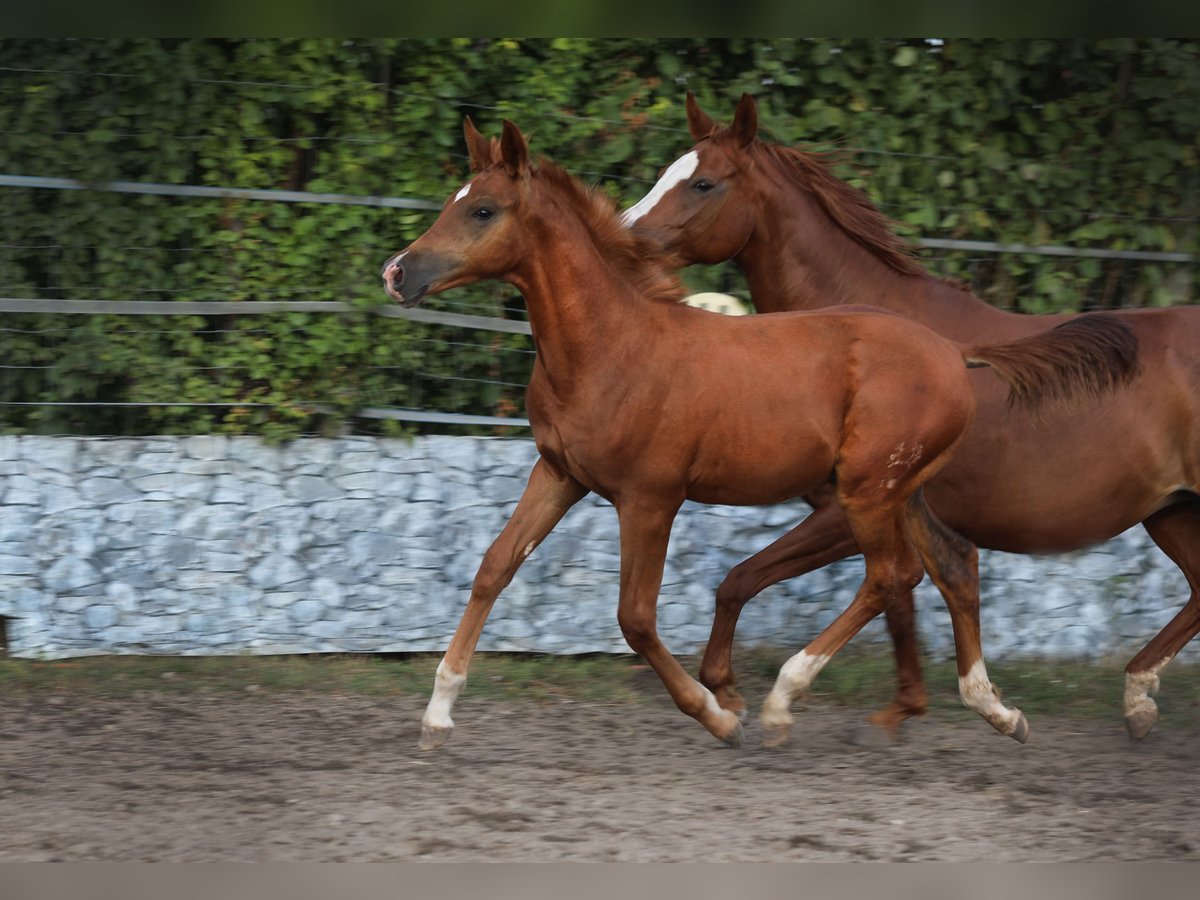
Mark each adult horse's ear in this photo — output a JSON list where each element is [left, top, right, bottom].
[[730, 93, 758, 147], [685, 91, 718, 139], [499, 119, 530, 178], [463, 116, 493, 173]]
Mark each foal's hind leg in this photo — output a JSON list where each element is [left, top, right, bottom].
[[419, 458, 587, 750], [904, 491, 1027, 742], [698, 489, 861, 718], [699, 486, 928, 732], [760, 499, 925, 747], [1124, 500, 1200, 740]]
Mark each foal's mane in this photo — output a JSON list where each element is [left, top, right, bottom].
[[532, 160, 687, 306]]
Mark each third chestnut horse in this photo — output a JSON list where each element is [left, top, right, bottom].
[[623, 92, 1200, 740]]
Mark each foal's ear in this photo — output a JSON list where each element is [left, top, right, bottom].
[[685, 91, 718, 140], [463, 116, 493, 173], [730, 93, 758, 147], [499, 119, 531, 178]]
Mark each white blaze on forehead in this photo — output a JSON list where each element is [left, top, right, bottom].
[[454, 182, 472, 203], [620, 150, 700, 227]]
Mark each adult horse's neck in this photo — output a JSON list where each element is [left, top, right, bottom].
[[736, 164, 1057, 342]]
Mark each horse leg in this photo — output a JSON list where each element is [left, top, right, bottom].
[[419, 457, 587, 750], [699, 487, 928, 735], [1124, 500, 1200, 740], [616, 497, 745, 747], [904, 491, 1028, 742], [760, 500, 925, 748], [699, 492, 861, 718]]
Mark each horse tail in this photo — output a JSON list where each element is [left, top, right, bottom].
[[962, 313, 1142, 412]]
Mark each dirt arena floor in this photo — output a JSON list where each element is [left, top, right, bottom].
[[4, 683, 1199, 862]]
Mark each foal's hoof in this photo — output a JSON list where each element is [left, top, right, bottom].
[[1125, 708, 1158, 741], [762, 722, 792, 749], [1008, 712, 1030, 744], [418, 724, 453, 751], [720, 720, 745, 749]]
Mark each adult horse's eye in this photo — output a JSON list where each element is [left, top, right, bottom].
[[472, 207, 494, 221], [692, 179, 714, 193]]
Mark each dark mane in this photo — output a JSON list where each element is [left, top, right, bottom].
[[532, 160, 686, 306]]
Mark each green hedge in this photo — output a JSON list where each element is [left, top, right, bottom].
[[1, 39, 1196, 438]]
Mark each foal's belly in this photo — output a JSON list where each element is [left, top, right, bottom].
[[684, 449, 837, 507]]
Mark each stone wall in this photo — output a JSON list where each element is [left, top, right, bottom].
[[0, 435, 1193, 662]]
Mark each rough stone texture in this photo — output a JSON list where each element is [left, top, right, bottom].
[[0, 435, 1194, 662]]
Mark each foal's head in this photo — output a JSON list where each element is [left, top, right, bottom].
[[382, 118, 682, 309], [381, 118, 535, 307]]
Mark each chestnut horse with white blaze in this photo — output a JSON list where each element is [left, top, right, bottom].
[[624, 91, 1200, 741], [383, 118, 1138, 750]]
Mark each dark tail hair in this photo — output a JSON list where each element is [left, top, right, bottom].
[[963, 313, 1141, 411]]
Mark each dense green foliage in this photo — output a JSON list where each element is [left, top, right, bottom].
[[1, 39, 1196, 437]]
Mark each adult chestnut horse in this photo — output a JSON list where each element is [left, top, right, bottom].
[[382, 118, 1138, 749], [624, 92, 1200, 741]]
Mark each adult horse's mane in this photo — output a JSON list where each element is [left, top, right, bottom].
[[708, 125, 961, 286], [535, 160, 686, 306], [755, 141, 926, 278]]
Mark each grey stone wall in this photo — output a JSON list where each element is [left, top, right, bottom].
[[0, 435, 1194, 663]]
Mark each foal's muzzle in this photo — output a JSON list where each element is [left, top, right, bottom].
[[380, 254, 428, 308]]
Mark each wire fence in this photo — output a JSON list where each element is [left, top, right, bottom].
[[1, 173, 1197, 438], [1, 51, 1197, 436]]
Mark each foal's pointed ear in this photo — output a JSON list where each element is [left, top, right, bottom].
[[499, 119, 530, 178], [685, 91, 718, 140], [730, 93, 759, 147], [463, 116, 493, 173]]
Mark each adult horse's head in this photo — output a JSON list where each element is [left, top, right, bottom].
[[620, 92, 762, 265], [381, 118, 532, 307]]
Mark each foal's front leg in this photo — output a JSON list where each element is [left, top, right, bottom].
[[615, 497, 744, 747], [419, 457, 587, 750]]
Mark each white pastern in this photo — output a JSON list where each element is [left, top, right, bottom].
[[422, 659, 468, 730], [1124, 657, 1170, 718], [620, 151, 700, 227], [454, 183, 472, 203], [761, 650, 830, 726], [958, 659, 1019, 731]]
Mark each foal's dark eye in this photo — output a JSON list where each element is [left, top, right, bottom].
[[472, 207, 494, 221], [692, 179, 714, 193]]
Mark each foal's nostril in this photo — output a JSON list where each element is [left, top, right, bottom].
[[382, 261, 404, 289]]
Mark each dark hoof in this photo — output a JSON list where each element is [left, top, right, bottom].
[[721, 720, 745, 749], [1009, 712, 1030, 744], [1125, 708, 1158, 741]]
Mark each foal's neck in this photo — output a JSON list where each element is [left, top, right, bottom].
[[507, 206, 668, 391]]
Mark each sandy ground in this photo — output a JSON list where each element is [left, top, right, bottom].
[[3, 687, 1198, 862]]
